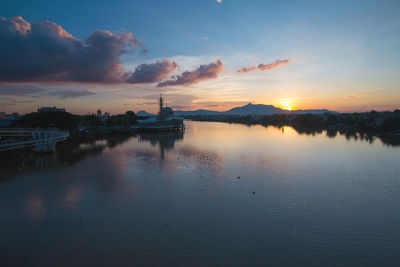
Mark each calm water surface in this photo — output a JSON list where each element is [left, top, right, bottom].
[[1, 121, 400, 266]]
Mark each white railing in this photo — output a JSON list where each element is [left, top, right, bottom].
[[0, 128, 69, 152]]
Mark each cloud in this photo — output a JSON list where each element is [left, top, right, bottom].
[[0, 97, 38, 106], [258, 59, 290, 70], [237, 66, 257, 73], [238, 59, 290, 73], [170, 101, 250, 111], [345, 94, 359, 99], [0, 16, 145, 83], [126, 58, 178, 84], [157, 59, 224, 87], [141, 94, 197, 102], [171, 105, 190, 110], [192, 101, 249, 109], [140, 101, 159, 105], [50, 89, 96, 98], [0, 84, 46, 96]]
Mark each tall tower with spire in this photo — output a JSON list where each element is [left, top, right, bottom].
[[159, 94, 163, 113]]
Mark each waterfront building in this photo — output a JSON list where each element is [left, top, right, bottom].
[[38, 107, 66, 112], [132, 95, 184, 131]]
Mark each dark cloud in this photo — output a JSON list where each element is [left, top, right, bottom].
[[0, 16, 145, 83], [126, 59, 178, 84], [238, 59, 290, 73], [0, 84, 46, 95], [157, 59, 224, 87], [170, 101, 250, 111], [0, 98, 38, 106], [50, 89, 96, 98], [141, 94, 197, 102], [195, 101, 249, 108], [203, 104, 219, 107], [237, 66, 257, 73], [171, 105, 190, 110], [258, 59, 290, 70]]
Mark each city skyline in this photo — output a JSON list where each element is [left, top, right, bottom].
[[1, 0, 400, 114]]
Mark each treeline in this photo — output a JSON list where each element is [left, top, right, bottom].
[[185, 110, 400, 134], [11, 110, 146, 132]]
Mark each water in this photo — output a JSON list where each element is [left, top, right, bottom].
[[1, 121, 400, 266]]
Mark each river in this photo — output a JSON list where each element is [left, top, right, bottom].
[[1, 121, 399, 266]]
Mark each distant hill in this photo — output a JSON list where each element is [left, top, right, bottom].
[[223, 103, 285, 115], [174, 103, 337, 116], [290, 109, 337, 115]]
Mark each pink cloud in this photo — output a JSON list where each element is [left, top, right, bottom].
[[238, 59, 291, 73], [158, 59, 224, 87], [237, 66, 257, 73], [127, 59, 178, 84]]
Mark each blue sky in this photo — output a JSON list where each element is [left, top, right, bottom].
[[1, 0, 399, 113]]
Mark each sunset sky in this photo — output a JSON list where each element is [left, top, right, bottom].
[[1, 0, 399, 114]]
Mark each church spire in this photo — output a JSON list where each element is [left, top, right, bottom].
[[159, 94, 163, 113]]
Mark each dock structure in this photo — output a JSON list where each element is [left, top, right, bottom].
[[0, 128, 69, 152]]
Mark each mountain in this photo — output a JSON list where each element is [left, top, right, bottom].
[[174, 103, 337, 116], [224, 103, 285, 115], [291, 109, 337, 114]]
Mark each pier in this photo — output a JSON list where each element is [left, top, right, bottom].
[[0, 128, 69, 152]]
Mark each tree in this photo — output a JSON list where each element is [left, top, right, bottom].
[[106, 115, 130, 126], [125, 110, 137, 124], [14, 111, 78, 131], [380, 118, 400, 132]]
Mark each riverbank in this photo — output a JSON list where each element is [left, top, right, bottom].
[[183, 113, 400, 147], [184, 111, 400, 135]]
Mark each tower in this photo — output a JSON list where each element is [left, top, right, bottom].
[[159, 94, 163, 113]]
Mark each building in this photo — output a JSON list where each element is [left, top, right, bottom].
[[38, 107, 66, 112], [132, 95, 184, 131]]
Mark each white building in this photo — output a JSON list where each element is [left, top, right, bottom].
[[133, 95, 184, 131]]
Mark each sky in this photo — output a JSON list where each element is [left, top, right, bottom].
[[0, 0, 399, 114]]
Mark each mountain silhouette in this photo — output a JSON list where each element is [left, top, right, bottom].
[[174, 103, 336, 116]]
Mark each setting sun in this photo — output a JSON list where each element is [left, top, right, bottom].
[[280, 100, 293, 111]]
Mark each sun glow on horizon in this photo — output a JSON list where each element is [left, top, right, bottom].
[[280, 100, 293, 111]]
